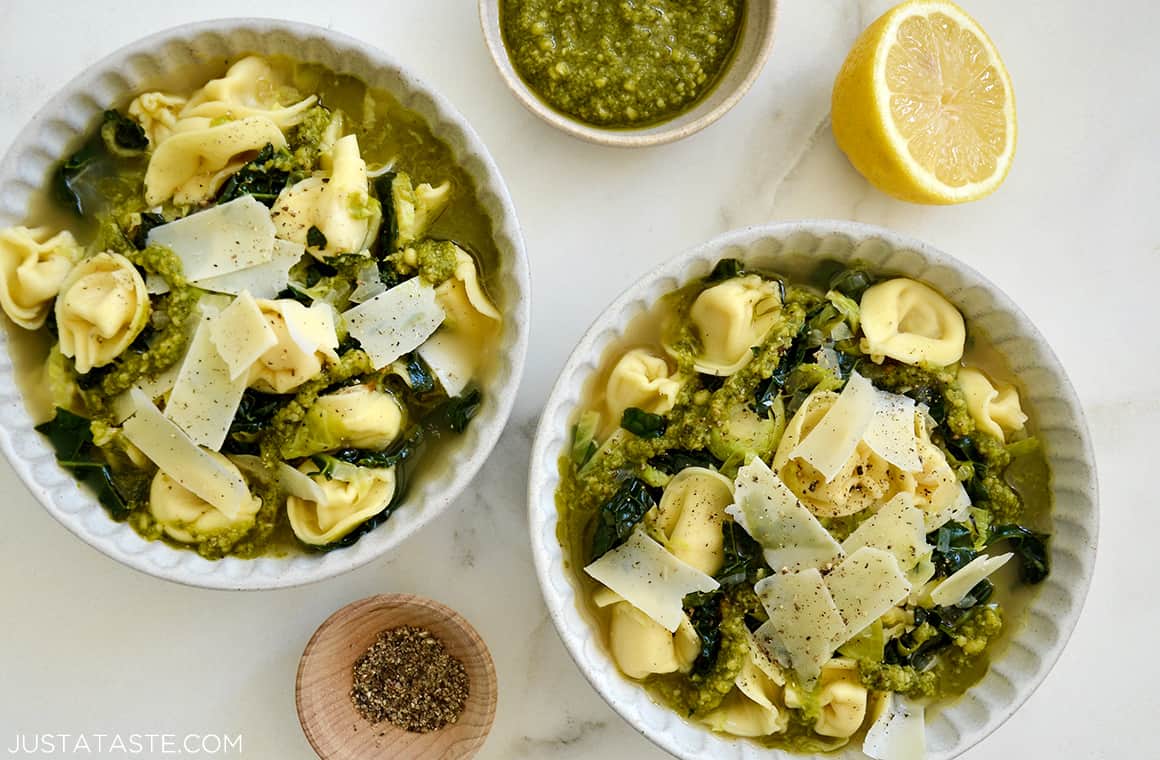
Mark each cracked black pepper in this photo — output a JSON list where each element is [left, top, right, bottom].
[[350, 625, 470, 733]]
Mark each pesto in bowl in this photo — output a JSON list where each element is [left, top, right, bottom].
[[501, 0, 745, 128]]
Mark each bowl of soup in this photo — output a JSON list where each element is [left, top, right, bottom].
[[0, 19, 530, 589], [528, 221, 1096, 759]]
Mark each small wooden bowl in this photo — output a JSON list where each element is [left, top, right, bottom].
[[296, 594, 497, 760]]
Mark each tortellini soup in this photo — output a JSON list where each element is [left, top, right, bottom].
[[5, 56, 504, 558], [556, 259, 1051, 757]]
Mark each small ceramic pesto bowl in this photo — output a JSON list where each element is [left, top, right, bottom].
[[0, 19, 530, 590], [479, 0, 777, 147], [528, 221, 1098, 759]]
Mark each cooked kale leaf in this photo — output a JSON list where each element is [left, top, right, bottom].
[[589, 477, 655, 561], [648, 448, 722, 475], [620, 407, 667, 438], [216, 143, 290, 207], [35, 408, 130, 518], [715, 521, 768, 588], [99, 109, 148, 154], [987, 524, 1050, 584], [306, 225, 328, 250]]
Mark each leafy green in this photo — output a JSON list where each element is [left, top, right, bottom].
[[705, 258, 744, 283], [571, 410, 600, 468], [35, 408, 130, 518], [216, 143, 290, 207], [929, 520, 982, 576], [684, 590, 724, 677], [589, 478, 655, 561], [306, 225, 328, 251], [55, 141, 104, 216], [444, 387, 481, 433], [99, 110, 147, 155], [224, 390, 286, 455], [401, 353, 436, 394], [987, 524, 1050, 583], [827, 266, 876, 300], [373, 171, 399, 254], [620, 407, 667, 438], [715, 521, 768, 588], [647, 448, 722, 475], [130, 212, 167, 250], [929, 519, 1050, 585]]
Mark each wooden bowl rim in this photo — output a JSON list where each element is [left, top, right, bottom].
[[296, 593, 498, 760]]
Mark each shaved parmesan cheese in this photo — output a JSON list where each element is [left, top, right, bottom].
[[164, 311, 248, 450], [930, 553, 1013, 607], [147, 196, 276, 281], [924, 482, 972, 531], [584, 529, 719, 632], [863, 693, 926, 760], [417, 331, 473, 397], [863, 390, 923, 471], [827, 547, 912, 640], [841, 493, 928, 572], [728, 458, 844, 572], [343, 277, 445, 369], [145, 273, 170, 294], [754, 568, 848, 684], [277, 462, 327, 503], [121, 388, 249, 519], [284, 300, 340, 358], [789, 371, 877, 482], [194, 238, 304, 298], [210, 292, 278, 380]]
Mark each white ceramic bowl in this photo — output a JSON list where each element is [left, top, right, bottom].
[[529, 221, 1097, 759], [479, 0, 777, 147], [0, 19, 530, 590]]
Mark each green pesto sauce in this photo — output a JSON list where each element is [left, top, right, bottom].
[[501, 0, 745, 127], [388, 239, 461, 286]]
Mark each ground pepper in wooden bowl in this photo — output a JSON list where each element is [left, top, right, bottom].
[[297, 594, 497, 760], [351, 626, 470, 732]]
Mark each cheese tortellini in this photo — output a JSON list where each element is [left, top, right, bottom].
[[391, 172, 452, 247], [775, 388, 959, 521], [654, 467, 734, 575], [860, 278, 966, 366], [282, 384, 404, 458], [785, 659, 868, 739], [55, 252, 150, 374], [271, 134, 380, 257], [958, 366, 1028, 442], [149, 452, 262, 547], [704, 635, 790, 737], [0, 226, 79, 329], [604, 348, 681, 426], [128, 92, 187, 147], [606, 601, 700, 679], [286, 461, 397, 545], [248, 299, 339, 393], [144, 116, 287, 206], [686, 274, 782, 376], [181, 56, 317, 129]]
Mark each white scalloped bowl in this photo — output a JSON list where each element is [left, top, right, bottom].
[[0, 19, 530, 590], [528, 222, 1097, 759]]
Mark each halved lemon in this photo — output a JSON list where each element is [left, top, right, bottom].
[[832, 0, 1016, 204]]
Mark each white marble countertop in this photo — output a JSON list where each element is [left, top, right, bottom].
[[0, 1, 1155, 758]]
